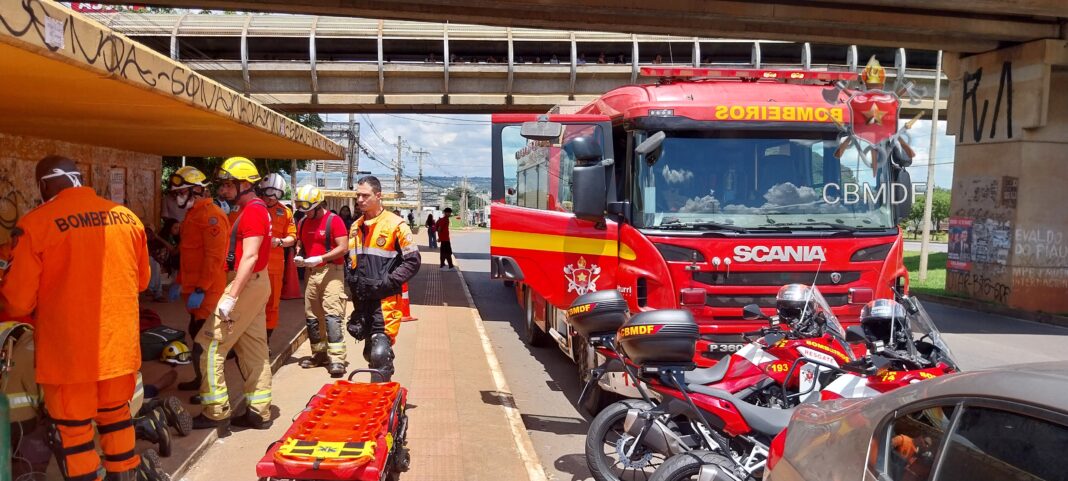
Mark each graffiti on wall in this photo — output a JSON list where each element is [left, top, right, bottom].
[[947, 270, 1012, 304], [1015, 229, 1068, 266], [957, 61, 1014, 144], [0, 0, 343, 159]]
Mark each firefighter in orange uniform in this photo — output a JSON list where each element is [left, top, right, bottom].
[[345, 176, 421, 382], [170, 166, 231, 395], [258, 173, 297, 341], [0, 156, 154, 481]]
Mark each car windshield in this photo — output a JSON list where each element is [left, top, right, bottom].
[[632, 130, 895, 231], [803, 286, 856, 361]]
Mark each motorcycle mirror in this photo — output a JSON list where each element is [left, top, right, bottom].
[[846, 325, 868, 344], [764, 332, 786, 346], [742, 304, 768, 321], [903, 296, 920, 314]]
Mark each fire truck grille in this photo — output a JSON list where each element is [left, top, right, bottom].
[[706, 294, 849, 308], [693, 271, 861, 287]]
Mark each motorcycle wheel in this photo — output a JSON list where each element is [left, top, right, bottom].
[[585, 399, 665, 481], [649, 451, 752, 481]]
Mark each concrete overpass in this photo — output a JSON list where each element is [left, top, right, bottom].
[[97, 13, 948, 114], [92, 0, 1065, 54]]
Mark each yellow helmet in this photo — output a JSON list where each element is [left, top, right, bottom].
[[861, 56, 886, 88], [216, 156, 262, 183], [161, 341, 192, 365], [294, 185, 324, 212], [168, 166, 208, 190]]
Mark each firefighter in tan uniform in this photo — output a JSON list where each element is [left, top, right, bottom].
[[293, 185, 349, 377], [345, 176, 421, 382], [192, 157, 273, 433]]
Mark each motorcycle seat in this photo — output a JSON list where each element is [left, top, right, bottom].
[[685, 384, 794, 437], [683, 358, 731, 385]]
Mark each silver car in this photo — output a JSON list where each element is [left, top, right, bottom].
[[765, 361, 1068, 481]]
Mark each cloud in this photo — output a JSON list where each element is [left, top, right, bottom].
[[679, 195, 720, 213], [661, 165, 694, 184]]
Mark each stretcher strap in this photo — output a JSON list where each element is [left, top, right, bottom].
[[278, 438, 376, 460]]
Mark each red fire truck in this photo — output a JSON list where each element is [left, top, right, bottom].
[[489, 66, 913, 401]]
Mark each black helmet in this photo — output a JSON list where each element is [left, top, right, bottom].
[[775, 284, 812, 320], [860, 299, 907, 346]]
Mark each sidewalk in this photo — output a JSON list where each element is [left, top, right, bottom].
[[178, 250, 543, 481]]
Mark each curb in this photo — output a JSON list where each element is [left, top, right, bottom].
[[916, 293, 1068, 329], [170, 327, 309, 481], [455, 268, 550, 481]]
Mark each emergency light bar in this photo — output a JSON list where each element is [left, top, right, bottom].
[[641, 66, 858, 82]]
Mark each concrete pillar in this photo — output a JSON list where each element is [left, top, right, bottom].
[[943, 39, 1068, 312]]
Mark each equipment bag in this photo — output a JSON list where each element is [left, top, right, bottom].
[[140, 325, 186, 361]]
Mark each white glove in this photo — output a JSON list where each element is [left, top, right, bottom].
[[216, 294, 237, 324], [293, 256, 305, 267], [304, 256, 324, 267]]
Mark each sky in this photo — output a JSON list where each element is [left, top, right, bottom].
[[333, 113, 957, 190]]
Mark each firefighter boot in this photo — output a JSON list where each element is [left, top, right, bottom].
[[325, 315, 347, 378], [367, 333, 395, 382], [177, 321, 206, 392], [143, 396, 193, 437], [134, 408, 172, 457], [300, 317, 330, 369]]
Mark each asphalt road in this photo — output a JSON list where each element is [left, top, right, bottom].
[[447, 230, 1068, 481]]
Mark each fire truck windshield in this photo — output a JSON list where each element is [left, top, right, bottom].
[[632, 130, 895, 231]]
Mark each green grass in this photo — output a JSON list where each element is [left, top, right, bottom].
[[902, 231, 948, 243], [903, 251, 948, 296]]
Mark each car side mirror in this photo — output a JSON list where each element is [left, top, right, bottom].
[[742, 304, 768, 321]]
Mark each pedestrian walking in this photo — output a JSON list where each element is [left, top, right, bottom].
[[436, 207, 455, 270], [170, 166, 231, 396], [425, 213, 437, 249], [259, 173, 297, 342], [193, 156, 274, 433], [346, 176, 421, 382], [293, 185, 350, 378], [1, 155, 160, 479]]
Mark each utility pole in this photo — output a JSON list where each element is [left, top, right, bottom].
[[461, 176, 468, 227], [395, 135, 404, 196], [345, 114, 360, 190], [918, 50, 942, 282], [412, 149, 428, 213]]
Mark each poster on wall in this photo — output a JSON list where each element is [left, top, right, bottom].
[[947, 217, 973, 271], [109, 168, 126, 205]]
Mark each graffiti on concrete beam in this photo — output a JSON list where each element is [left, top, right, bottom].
[[959, 61, 1014, 143], [0, 0, 343, 159]]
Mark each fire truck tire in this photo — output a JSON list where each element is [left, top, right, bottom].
[[523, 288, 550, 348], [576, 343, 609, 414]]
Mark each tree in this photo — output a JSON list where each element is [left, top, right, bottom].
[[901, 188, 952, 236]]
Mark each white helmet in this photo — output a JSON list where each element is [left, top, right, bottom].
[[258, 173, 288, 199]]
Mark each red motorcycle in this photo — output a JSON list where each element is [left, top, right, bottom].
[[573, 285, 855, 481]]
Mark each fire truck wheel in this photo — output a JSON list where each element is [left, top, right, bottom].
[[523, 288, 550, 348], [577, 343, 609, 414]]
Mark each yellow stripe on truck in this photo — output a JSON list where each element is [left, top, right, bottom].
[[491, 230, 637, 261]]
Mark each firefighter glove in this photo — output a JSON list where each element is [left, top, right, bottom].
[[293, 256, 305, 267], [187, 288, 205, 310], [304, 256, 324, 268], [168, 282, 182, 301], [216, 294, 237, 322]]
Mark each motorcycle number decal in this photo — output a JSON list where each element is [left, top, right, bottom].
[[767, 361, 790, 374], [709, 343, 745, 353], [880, 371, 898, 382]]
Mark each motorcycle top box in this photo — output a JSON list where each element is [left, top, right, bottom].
[[568, 290, 629, 339], [616, 309, 699, 367]]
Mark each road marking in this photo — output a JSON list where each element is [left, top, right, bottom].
[[455, 267, 550, 481]]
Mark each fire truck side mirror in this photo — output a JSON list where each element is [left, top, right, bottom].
[[891, 167, 913, 224], [572, 162, 608, 223], [635, 131, 666, 165], [520, 119, 563, 141]]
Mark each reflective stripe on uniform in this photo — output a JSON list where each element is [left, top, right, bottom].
[[6, 393, 38, 409], [327, 342, 346, 355], [401, 244, 419, 255], [245, 390, 272, 403], [353, 247, 398, 258], [202, 339, 228, 404]]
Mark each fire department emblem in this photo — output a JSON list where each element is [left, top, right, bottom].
[[564, 256, 601, 296], [376, 236, 387, 247], [847, 91, 898, 146]]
